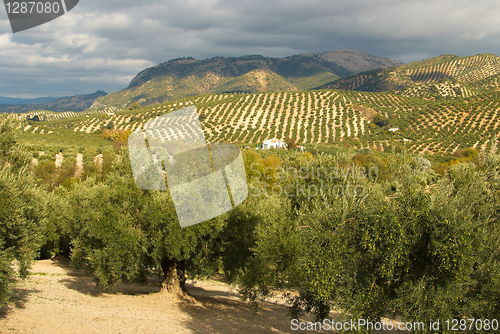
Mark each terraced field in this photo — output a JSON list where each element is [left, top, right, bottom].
[[401, 53, 500, 83], [13, 86, 500, 157], [320, 53, 500, 94], [479, 73, 500, 90], [400, 81, 481, 99], [11, 109, 114, 122]]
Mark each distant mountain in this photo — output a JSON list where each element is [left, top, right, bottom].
[[0, 96, 59, 105], [95, 50, 403, 108], [0, 90, 107, 113], [316, 53, 500, 92], [316, 49, 403, 73]]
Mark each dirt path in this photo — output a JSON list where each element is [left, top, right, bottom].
[[0, 259, 406, 334], [55, 153, 64, 168], [74, 153, 84, 178]]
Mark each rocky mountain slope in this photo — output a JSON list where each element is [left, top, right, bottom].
[[95, 50, 403, 108]]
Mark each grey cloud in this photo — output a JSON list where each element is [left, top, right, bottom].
[[1, 0, 500, 97]]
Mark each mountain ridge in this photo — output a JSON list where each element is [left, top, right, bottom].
[[317, 49, 404, 73], [96, 50, 403, 108], [0, 96, 60, 105], [0, 90, 107, 113]]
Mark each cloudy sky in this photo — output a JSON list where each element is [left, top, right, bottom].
[[1, 0, 500, 98]]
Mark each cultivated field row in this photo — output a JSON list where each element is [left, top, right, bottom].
[[402, 53, 500, 83], [401, 81, 480, 99], [15, 89, 500, 154]]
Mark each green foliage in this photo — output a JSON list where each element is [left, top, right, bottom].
[[220, 203, 260, 283], [105, 121, 114, 130], [33, 160, 56, 188], [45, 147, 226, 287], [452, 147, 479, 160], [4, 81, 500, 326], [0, 118, 32, 170], [66, 176, 148, 285], [433, 148, 480, 175], [373, 113, 390, 127], [0, 167, 44, 299], [38, 190, 72, 258], [222, 195, 301, 304], [0, 117, 45, 306], [12, 83, 500, 157], [243, 149, 264, 181], [285, 138, 296, 150], [227, 148, 500, 332], [128, 102, 142, 110]]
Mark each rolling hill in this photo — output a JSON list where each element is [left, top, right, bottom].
[[94, 51, 403, 108], [317, 53, 500, 93], [15, 85, 500, 158]]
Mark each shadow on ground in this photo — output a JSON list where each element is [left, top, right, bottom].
[[51, 256, 162, 297], [178, 283, 326, 334], [178, 282, 409, 334], [0, 285, 41, 319], [47, 257, 408, 333]]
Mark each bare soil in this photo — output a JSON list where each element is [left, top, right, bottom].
[[0, 258, 405, 334], [55, 153, 64, 168], [74, 153, 84, 178]]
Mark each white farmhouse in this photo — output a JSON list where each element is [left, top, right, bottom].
[[262, 138, 287, 149]]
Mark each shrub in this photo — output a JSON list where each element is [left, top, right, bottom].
[[128, 102, 141, 110], [285, 138, 297, 150]]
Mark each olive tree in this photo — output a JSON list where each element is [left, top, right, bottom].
[[0, 117, 45, 306], [226, 148, 500, 333], [60, 147, 224, 293]]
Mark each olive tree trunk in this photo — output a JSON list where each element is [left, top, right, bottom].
[[160, 257, 188, 294]]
